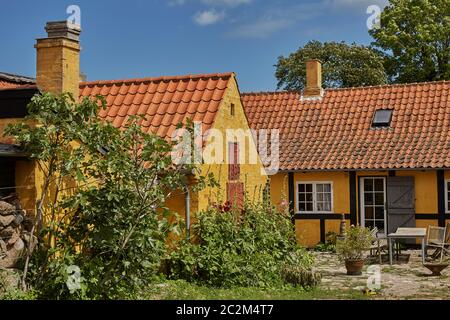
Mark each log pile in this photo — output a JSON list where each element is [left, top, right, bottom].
[[0, 194, 35, 268]]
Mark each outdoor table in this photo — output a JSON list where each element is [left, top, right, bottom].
[[388, 228, 426, 265]]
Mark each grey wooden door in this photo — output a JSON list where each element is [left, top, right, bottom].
[[386, 177, 416, 235]]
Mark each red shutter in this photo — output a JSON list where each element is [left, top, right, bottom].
[[228, 142, 240, 181]]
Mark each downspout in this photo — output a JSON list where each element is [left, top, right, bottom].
[[184, 185, 190, 240]]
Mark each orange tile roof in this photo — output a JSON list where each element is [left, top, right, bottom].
[[242, 81, 450, 171], [79, 73, 233, 140]]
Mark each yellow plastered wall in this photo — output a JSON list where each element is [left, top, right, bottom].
[[269, 171, 350, 247], [396, 171, 437, 214], [270, 170, 445, 247], [15, 160, 37, 215], [0, 118, 38, 217], [268, 173, 289, 211], [294, 172, 350, 247], [295, 220, 320, 247], [196, 75, 268, 212], [325, 219, 350, 236], [293, 172, 350, 214], [269, 171, 350, 214]]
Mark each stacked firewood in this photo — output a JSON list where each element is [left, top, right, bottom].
[[0, 194, 35, 268]]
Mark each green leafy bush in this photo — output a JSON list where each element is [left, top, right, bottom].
[[336, 226, 373, 261], [166, 200, 318, 288]]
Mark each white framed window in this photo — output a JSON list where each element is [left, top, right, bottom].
[[360, 177, 387, 235], [446, 179, 450, 213], [296, 181, 333, 213]]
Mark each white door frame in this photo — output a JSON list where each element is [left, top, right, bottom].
[[359, 177, 388, 236]]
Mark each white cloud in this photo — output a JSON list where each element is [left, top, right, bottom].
[[193, 10, 226, 26], [229, 2, 323, 39]]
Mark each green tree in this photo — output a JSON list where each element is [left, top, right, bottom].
[[370, 0, 450, 83], [5, 93, 100, 290], [6, 93, 206, 299], [275, 41, 387, 91]]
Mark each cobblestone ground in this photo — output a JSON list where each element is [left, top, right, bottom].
[[313, 251, 450, 300]]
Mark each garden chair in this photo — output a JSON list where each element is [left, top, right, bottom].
[[425, 226, 446, 262], [368, 227, 388, 264], [443, 222, 450, 257]]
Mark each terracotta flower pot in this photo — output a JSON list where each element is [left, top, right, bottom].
[[345, 259, 364, 276]]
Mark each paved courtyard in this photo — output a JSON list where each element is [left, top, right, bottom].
[[313, 251, 450, 300]]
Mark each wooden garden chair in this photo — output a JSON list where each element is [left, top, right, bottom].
[[425, 226, 446, 262], [368, 227, 388, 264], [443, 222, 450, 257]]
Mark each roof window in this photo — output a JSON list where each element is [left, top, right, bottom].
[[372, 109, 393, 127]]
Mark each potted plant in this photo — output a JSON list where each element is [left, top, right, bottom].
[[336, 225, 373, 275]]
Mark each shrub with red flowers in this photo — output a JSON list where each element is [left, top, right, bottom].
[[165, 198, 318, 288]]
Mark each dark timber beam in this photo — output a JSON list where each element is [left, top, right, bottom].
[[288, 172, 295, 224], [349, 171, 357, 225], [437, 170, 445, 227]]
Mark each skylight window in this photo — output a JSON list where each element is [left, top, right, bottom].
[[372, 109, 393, 127]]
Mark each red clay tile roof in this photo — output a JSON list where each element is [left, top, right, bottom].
[[242, 81, 450, 171], [79, 73, 233, 140]]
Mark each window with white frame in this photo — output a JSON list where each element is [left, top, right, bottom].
[[297, 182, 333, 213], [446, 180, 450, 213]]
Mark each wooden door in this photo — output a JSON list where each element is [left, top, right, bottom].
[[386, 177, 416, 235]]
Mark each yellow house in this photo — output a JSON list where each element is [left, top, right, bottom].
[[242, 60, 450, 247], [0, 21, 267, 236]]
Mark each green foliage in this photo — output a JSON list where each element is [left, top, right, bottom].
[[370, 0, 450, 83], [314, 231, 338, 253], [0, 288, 38, 300], [275, 40, 387, 90], [166, 200, 318, 288], [336, 226, 373, 262], [6, 93, 201, 299]]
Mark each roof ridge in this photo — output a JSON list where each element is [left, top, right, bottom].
[[80, 72, 234, 87], [241, 79, 449, 96], [0, 72, 36, 84]]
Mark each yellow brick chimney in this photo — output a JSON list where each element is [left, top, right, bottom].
[[35, 21, 81, 97], [303, 59, 323, 99]]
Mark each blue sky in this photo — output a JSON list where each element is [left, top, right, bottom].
[[0, 0, 388, 92]]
